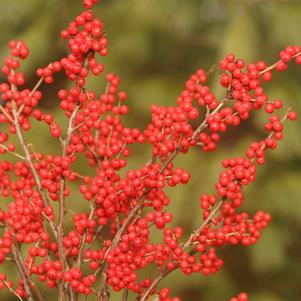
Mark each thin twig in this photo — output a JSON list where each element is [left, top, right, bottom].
[[191, 100, 225, 141], [74, 203, 96, 268], [259, 51, 301, 75], [139, 273, 165, 301], [0, 105, 14, 123], [11, 245, 34, 301], [11, 101, 57, 236], [4, 281, 24, 301], [121, 288, 129, 301], [57, 103, 80, 301], [29, 77, 45, 98], [182, 200, 224, 249], [0, 144, 25, 160]]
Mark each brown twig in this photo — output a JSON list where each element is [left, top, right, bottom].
[[259, 51, 301, 75], [29, 77, 45, 98], [139, 273, 165, 301], [13, 244, 45, 301], [190, 100, 225, 141], [12, 103, 43, 196], [121, 288, 129, 301], [0, 144, 25, 160], [57, 103, 80, 301], [182, 200, 224, 249], [11, 245, 35, 301], [11, 101, 57, 236], [89, 225, 105, 248], [0, 105, 14, 123], [74, 203, 96, 268], [4, 280, 24, 301]]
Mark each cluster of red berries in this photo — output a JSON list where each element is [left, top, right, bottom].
[[63, 268, 96, 294], [1, 41, 28, 86], [0, 0, 299, 301], [60, 1, 106, 86], [159, 288, 181, 301], [230, 292, 249, 301], [0, 232, 12, 264], [0, 41, 40, 133]]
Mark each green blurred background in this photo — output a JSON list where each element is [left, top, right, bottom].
[[0, 0, 301, 300]]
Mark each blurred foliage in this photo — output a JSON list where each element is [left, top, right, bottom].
[[0, 0, 301, 300]]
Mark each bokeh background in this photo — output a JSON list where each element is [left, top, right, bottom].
[[0, 0, 301, 300]]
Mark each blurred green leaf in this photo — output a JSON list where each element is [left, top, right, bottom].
[[219, 11, 259, 62], [250, 225, 287, 273], [252, 292, 282, 301], [260, 171, 301, 225], [268, 4, 301, 46]]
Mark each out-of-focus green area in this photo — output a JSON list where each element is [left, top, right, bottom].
[[0, 0, 301, 300]]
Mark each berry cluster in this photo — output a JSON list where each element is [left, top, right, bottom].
[[0, 0, 299, 301], [230, 292, 248, 301]]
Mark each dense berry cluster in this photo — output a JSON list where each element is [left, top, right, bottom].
[[0, 0, 299, 301]]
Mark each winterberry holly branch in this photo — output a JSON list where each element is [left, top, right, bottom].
[[0, 1, 299, 301]]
